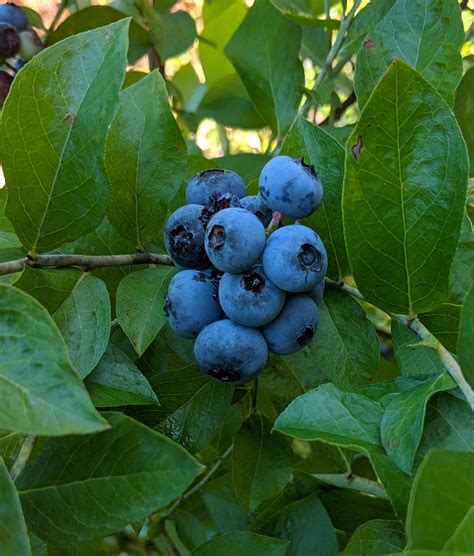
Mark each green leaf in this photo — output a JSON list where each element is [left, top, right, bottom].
[[85, 345, 158, 407], [391, 319, 445, 377], [449, 211, 474, 304], [161, 11, 197, 59], [47, 6, 151, 64], [260, 494, 338, 556], [458, 284, 474, 390], [116, 267, 175, 356], [174, 510, 208, 552], [415, 393, 474, 467], [419, 303, 461, 354], [225, 0, 304, 135], [3, 21, 129, 253], [15, 269, 111, 379], [343, 519, 405, 555], [130, 364, 234, 453], [0, 284, 107, 435], [0, 457, 31, 556], [442, 506, 474, 553], [232, 414, 292, 512], [23, 6, 45, 30], [343, 60, 468, 315], [281, 118, 350, 280], [406, 450, 474, 551], [354, 0, 464, 107], [105, 71, 186, 248], [271, 0, 339, 27], [274, 383, 412, 517], [17, 413, 202, 545], [381, 374, 454, 474], [191, 532, 289, 556], [455, 67, 474, 176]]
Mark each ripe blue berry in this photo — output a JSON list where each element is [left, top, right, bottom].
[[262, 224, 327, 292], [194, 320, 268, 383], [0, 22, 20, 58], [219, 264, 285, 327], [308, 280, 325, 306], [164, 270, 222, 339], [261, 294, 319, 355], [205, 208, 266, 273], [239, 195, 273, 227], [259, 155, 323, 218], [163, 204, 209, 269], [186, 169, 246, 205], [0, 3, 28, 31]]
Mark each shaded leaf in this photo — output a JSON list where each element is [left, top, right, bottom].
[[0, 457, 30, 556], [0, 432, 23, 469], [225, 0, 304, 135], [191, 531, 288, 556], [85, 345, 158, 407], [343, 519, 405, 555], [455, 67, 474, 176], [17, 413, 202, 545], [406, 450, 474, 551], [344, 60, 468, 315], [0, 284, 107, 435], [282, 118, 350, 280], [106, 71, 186, 248], [232, 414, 293, 512], [161, 11, 197, 59], [354, 0, 464, 107], [419, 303, 461, 354], [116, 267, 176, 356], [3, 21, 129, 252], [458, 284, 474, 389]]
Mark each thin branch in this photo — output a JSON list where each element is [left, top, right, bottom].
[[0, 252, 174, 276], [10, 436, 36, 481], [325, 278, 474, 410], [160, 444, 233, 520], [312, 472, 389, 500]]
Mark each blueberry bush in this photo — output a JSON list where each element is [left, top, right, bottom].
[[0, 0, 473, 554]]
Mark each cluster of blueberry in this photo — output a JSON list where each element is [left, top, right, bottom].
[[0, 2, 42, 105], [163, 156, 328, 384]]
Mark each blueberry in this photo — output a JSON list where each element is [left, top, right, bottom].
[[164, 270, 222, 339], [14, 58, 25, 72], [0, 70, 13, 105], [163, 204, 210, 269], [0, 22, 19, 58], [240, 195, 273, 227], [194, 320, 268, 383], [186, 169, 246, 205], [199, 192, 241, 227], [19, 28, 42, 61], [219, 264, 285, 327], [262, 224, 327, 292], [205, 207, 266, 273], [0, 3, 28, 31], [261, 294, 319, 355], [308, 280, 325, 306], [259, 155, 323, 218]]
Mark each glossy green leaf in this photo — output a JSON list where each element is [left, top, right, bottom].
[[282, 118, 350, 280], [381, 373, 454, 474], [458, 284, 474, 389], [449, 211, 474, 304], [391, 319, 445, 377], [354, 0, 464, 107], [225, 0, 304, 135], [274, 383, 412, 517], [442, 506, 474, 553], [406, 450, 474, 550], [161, 11, 196, 59], [0, 457, 31, 556], [343, 60, 468, 315], [0, 284, 107, 436], [15, 269, 111, 379], [116, 267, 176, 356], [419, 303, 461, 354], [191, 532, 288, 556], [130, 364, 234, 453], [105, 71, 186, 248], [47, 6, 151, 64], [85, 345, 158, 407], [3, 21, 129, 253], [455, 67, 474, 176], [17, 413, 202, 545], [343, 519, 405, 555], [415, 393, 474, 467], [260, 494, 338, 556], [232, 414, 292, 512]]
